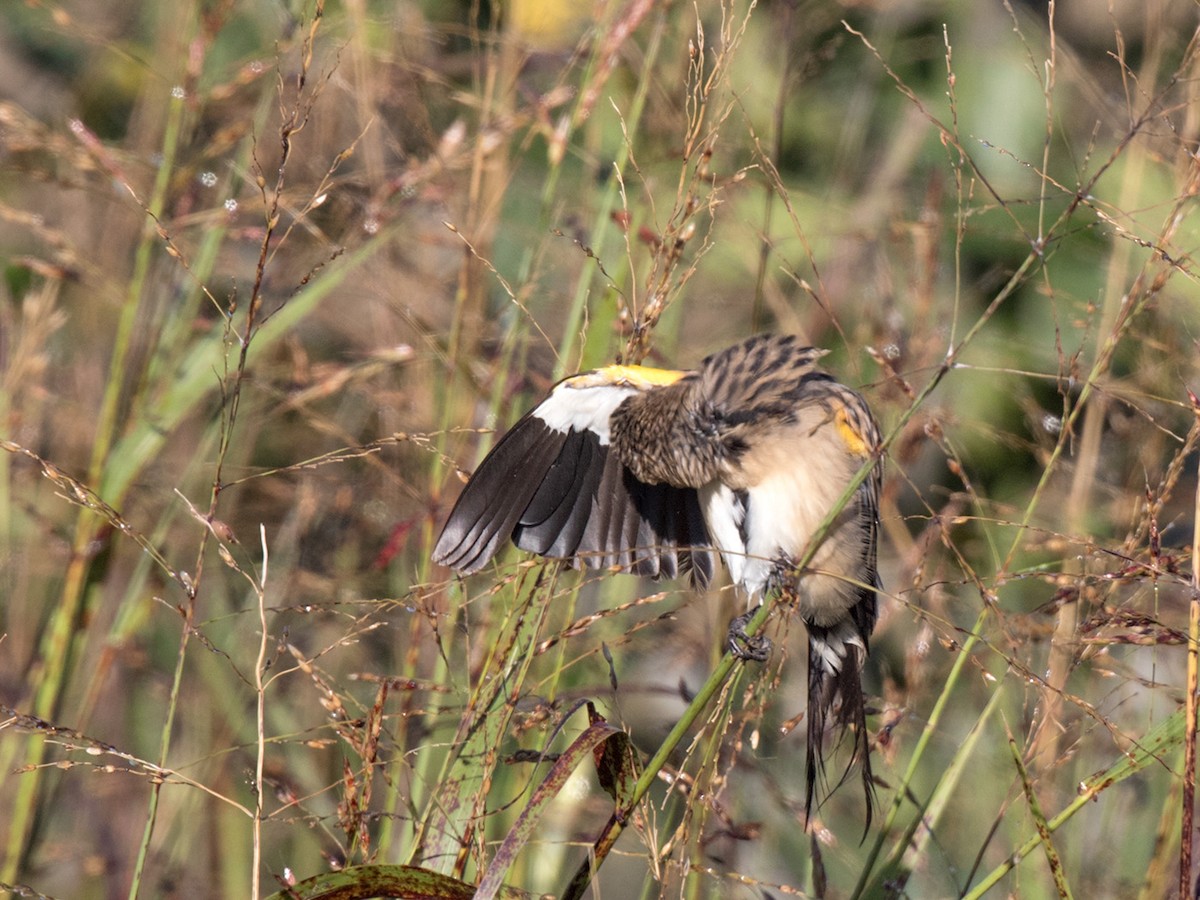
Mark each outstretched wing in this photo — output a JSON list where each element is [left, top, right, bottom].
[[433, 376, 715, 586]]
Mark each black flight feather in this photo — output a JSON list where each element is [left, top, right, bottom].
[[514, 429, 606, 558], [432, 412, 567, 573]]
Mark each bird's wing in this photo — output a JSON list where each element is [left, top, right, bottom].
[[431, 405, 572, 574], [433, 371, 716, 586], [853, 456, 883, 637]]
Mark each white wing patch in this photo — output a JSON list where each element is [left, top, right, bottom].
[[700, 482, 751, 587], [532, 379, 639, 444]]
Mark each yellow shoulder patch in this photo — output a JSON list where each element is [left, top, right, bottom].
[[835, 407, 872, 457], [566, 364, 687, 390]]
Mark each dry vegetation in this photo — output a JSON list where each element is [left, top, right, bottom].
[[2, 1, 1200, 898]]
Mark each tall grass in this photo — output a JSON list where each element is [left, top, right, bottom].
[[1, 2, 1199, 898]]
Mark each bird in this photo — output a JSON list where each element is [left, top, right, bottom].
[[433, 333, 882, 825]]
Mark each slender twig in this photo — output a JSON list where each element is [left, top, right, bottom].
[[1183, 390, 1200, 899], [253, 526, 270, 900]]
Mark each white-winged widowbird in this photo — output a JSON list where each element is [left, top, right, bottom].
[[433, 333, 882, 826]]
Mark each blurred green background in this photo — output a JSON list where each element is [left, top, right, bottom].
[[1, 0, 1198, 897]]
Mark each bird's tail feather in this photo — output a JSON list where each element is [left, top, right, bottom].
[[805, 619, 875, 833]]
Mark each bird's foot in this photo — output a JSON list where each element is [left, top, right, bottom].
[[727, 608, 771, 662]]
